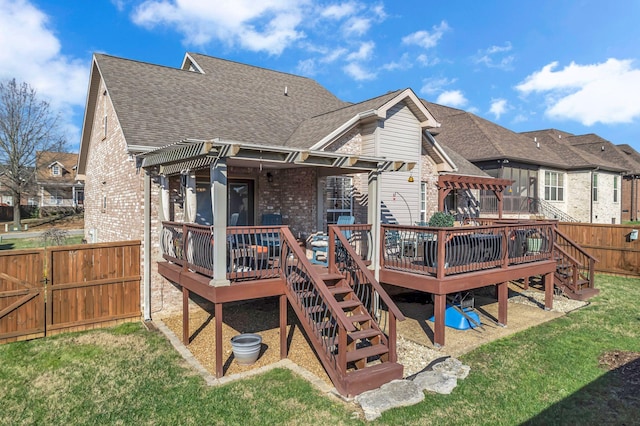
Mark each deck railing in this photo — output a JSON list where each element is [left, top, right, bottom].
[[330, 225, 404, 358], [381, 221, 556, 278], [160, 221, 284, 281], [554, 227, 597, 291]]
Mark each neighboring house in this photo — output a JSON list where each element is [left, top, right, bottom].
[[617, 144, 640, 222], [77, 52, 508, 316], [422, 101, 627, 224], [522, 130, 640, 224], [35, 151, 84, 209]]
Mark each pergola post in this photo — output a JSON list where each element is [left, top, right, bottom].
[[495, 190, 504, 219], [210, 159, 230, 286]]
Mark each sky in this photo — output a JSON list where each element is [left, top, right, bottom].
[[1, 0, 640, 154]]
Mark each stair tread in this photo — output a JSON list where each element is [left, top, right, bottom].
[[320, 272, 345, 281], [338, 299, 362, 309], [329, 286, 352, 295], [347, 313, 372, 323], [346, 343, 389, 363], [348, 328, 382, 341]]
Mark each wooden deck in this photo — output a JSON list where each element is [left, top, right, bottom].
[[156, 219, 596, 393]]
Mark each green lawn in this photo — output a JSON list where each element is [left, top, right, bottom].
[[1, 274, 639, 425], [0, 235, 84, 250]]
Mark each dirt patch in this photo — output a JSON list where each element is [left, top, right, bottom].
[[599, 350, 640, 397]]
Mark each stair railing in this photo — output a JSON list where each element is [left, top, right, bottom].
[[329, 225, 405, 362], [528, 197, 579, 223], [554, 227, 598, 290], [279, 227, 356, 388]]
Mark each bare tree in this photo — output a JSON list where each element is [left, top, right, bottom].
[[0, 79, 66, 227]]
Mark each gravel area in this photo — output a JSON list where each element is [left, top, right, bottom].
[[160, 284, 588, 389]]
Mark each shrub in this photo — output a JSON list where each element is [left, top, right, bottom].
[[428, 211, 455, 227]]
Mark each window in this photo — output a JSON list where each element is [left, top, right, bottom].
[[420, 182, 427, 222], [544, 171, 564, 201], [613, 176, 618, 203], [592, 173, 598, 202], [52, 165, 60, 176], [326, 176, 352, 225]]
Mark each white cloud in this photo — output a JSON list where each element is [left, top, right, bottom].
[[382, 53, 412, 72], [416, 53, 440, 67], [489, 98, 508, 119], [346, 41, 375, 61], [402, 21, 449, 49], [343, 62, 376, 81], [474, 42, 514, 70], [296, 58, 317, 76], [343, 16, 371, 36], [436, 90, 468, 108], [321, 2, 358, 19], [0, 0, 88, 145], [420, 77, 456, 96], [516, 58, 640, 125], [132, 0, 306, 55]]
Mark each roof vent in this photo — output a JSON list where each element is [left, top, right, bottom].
[[284, 86, 288, 96], [601, 145, 605, 151]]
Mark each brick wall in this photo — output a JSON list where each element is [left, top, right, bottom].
[[84, 79, 182, 316]]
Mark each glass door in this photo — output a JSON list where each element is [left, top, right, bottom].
[[228, 179, 254, 226]]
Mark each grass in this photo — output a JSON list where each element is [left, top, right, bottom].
[[0, 235, 84, 250], [1, 274, 639, 425]]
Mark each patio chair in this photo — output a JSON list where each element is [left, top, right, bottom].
[[310, 215, 355, 266], [257, 213, 283, 258]]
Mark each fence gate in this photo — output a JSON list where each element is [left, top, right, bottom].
[[0, 241, 141, 344], [0, 250, 46, 344]]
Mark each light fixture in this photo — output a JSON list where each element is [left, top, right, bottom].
[[266, 172, 273, 183], [408, 172, 414, 183]]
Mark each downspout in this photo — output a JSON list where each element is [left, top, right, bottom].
[[143, 170, 151, 321]]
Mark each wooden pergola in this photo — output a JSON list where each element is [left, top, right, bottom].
[[437, 174, 513, 219]]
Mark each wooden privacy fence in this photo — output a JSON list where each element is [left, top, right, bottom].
[[0, 241, 141, 344], [557, 223, 640, 277]]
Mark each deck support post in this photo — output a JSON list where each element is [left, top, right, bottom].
[[544, 272, 554, 310], [279, 295, 287, 359], [182, 287, 190, 344], [433, 293, 446, 347], [215, 302, 223, 378], [497, 282, 508, 326]]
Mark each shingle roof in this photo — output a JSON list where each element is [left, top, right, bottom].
[[94, 53, 348, 150], [437, 143, 490, 178], [422, 103, 563, 166], [523, 130, 626, 172], [35, 151, 78, 183], [420, 103, 626, 172], [617, 144, 640, 173], [564, 134, 640, 174], [285, 90, 402, 148]]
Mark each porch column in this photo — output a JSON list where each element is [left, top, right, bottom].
[[368, 169, 381, 279], [72, 185, 76, 208], [184, 172, 197, 223], [210, 159, 230, 286], [159, 175, 170, 222]]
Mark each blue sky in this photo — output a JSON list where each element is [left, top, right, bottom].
[[1, 0, 640, 154]]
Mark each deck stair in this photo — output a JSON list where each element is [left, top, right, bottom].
[[552, 228, 599, 300], [281, 227, 404, 397]]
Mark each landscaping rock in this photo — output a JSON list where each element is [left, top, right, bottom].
[[431, 357, 470, 379], [412, 371, 458, 394], [355, 379, 424, 421]]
